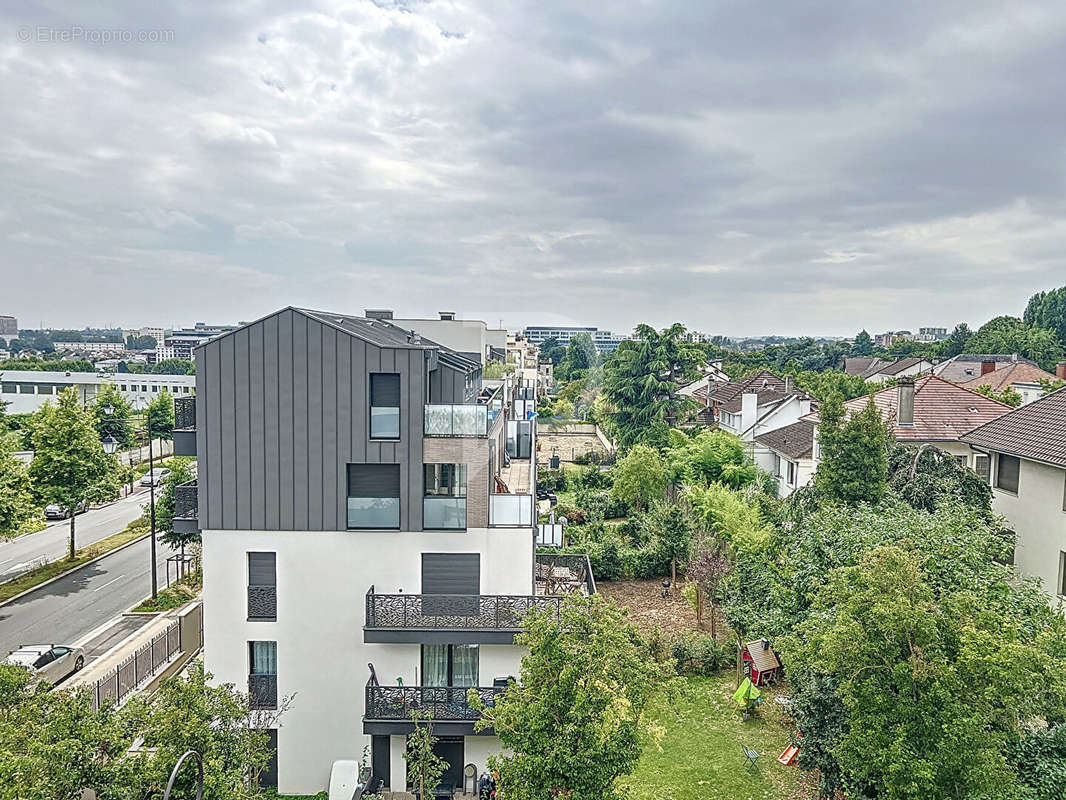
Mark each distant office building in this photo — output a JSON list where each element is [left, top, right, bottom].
[[522, 325, 632, 353], [52, 341, 127, 356], [122, 326, 168, 346], [166, 322, 238, 360], [874, 330, 911, 348], [0, 369, 194, 414], [913, 327, 948, 343], [0, 315, 16, 345]]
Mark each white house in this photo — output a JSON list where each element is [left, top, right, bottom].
[[753, 420, 817, 498], [841, 356, 933, 384], [958, 361, 1063, 406], [961, 388, 1066, 606], [0, 369, 194, 413]]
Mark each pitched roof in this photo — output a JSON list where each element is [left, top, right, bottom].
[[843, 357, 885, 376], [753, 419, 815, 460], [804, 375, 1012, 441], [957, 361, 1057, 392], [877, 356, 931, 376], [933, 353, 1038, 383], [707, 370, 785, 406], [961, 388, 1066, 468], [744, 641, 781, 672]]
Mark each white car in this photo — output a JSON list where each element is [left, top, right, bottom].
[[4, 644, 85, 686], [140, 468, 171, 487]]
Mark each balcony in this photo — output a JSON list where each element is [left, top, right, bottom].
[[247, 585, 277, 621], [172, 480, 200, 535], [424, 404, 488, 437], [422, 496, 466, 530], [535, 553, 597, 596], [364, 587, 566, 644], [489, 493, 533, 526], [364, 681, 504, 736], [173, 396, 196, 456], [248, 673, 278, 710]]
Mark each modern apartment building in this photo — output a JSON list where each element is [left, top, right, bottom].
[[173, 307, 592, 795], [0, 315, 18, 344], [521, 325, 632, 353], [0, 369, 194, 413], [365, 310, 508, 366]]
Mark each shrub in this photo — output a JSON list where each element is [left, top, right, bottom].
[[672, 631, 732, 675], [583, 539, 622, 581], [576, 490, 610, 523], [537, 469, 569, 493], [554, 504, 586, 525], [573, 450, 604, 465], [574, 465, 612, 491]]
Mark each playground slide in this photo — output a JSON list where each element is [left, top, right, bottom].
[[777, 745, 799, 766]]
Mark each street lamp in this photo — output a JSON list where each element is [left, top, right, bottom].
[[131, 397, 159, 600], [101, 435, 119, 455]]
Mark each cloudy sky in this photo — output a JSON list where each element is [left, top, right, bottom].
[[2, 1, 1065, 337]]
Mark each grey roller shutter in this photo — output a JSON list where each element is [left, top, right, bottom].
[[348, 464, 401, 498]]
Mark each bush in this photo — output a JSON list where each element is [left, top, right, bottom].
[[574, 465, 612, 491], [554, 504, 586, 525], [671, 632, 733, 675], [576, 490, 610, 523], [574, 450, 605, 465], [578, 539, 622, 581], [622, 544, 672, 580], [537, 469, 569, 493]]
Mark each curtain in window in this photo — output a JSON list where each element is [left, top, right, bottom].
[[250, 641, 277, 675], [451, 645, 479, 688], [422, 645, 450, 687]]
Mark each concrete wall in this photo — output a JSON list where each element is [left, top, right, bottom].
[[202, 526, 531, 795], [989, 456, 1066, 602]]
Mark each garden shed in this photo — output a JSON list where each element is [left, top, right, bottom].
[[741, 639, 781, 686]]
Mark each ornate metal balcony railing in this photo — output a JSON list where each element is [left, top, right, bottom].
[[364, 683, 504, 722], [366, 589, 563, 632], [173, 480, 198, 520], [247, 585, 277, 621], [173, 396, 196, 430], [248, 674, 277, 710], [535, 553, 597, 596]]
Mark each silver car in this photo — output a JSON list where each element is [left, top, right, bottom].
[[140, 468, 171, 487], [4, 644, 85, 686]]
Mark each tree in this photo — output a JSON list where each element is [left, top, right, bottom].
[[686, 533, 731, 637], [642, 501, 692, 584], [967, 315, 1065, 371], [28, 389, 120, 558], [149, 358, 195, 375], [814, 392, 892, 505], [852, 330, 873, 356], [1025, 285, 1066, 347], [666, 429, 757, 489], [784, 546, 1066, 800], [91, 382, 136, 448], [603, 323, 704, 447], [0, 436, 36, 539], [972, 382, 1022, 407], [471, 596, 671, 800], [939, 322, 973, 358], [157, 459, 199, 551], [557, 333, 599, 382], [147, 388, 175, 440], [405, 710, 448, 799], [610, 444, 668, 512], [538, 336, 567, 368], [887, 444, 993, 516]]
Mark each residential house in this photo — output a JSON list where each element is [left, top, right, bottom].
[[842, 356, 933, 384], [705, 371, 814, 441], [961, 389, 1066, 606], [958, 361, 1064, 406], [932, 353, 1038, 383], [753, 419, 816, 498], [176, 307, 590, 795]]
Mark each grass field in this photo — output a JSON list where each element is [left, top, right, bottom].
[[619, 674, 812, 800]]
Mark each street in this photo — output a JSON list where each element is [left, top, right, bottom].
[[0, 535, 170, 659], [0, 487, 150, 584]]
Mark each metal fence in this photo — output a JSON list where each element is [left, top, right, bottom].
[[174, 396, 196, 430], [92, 619, 181, 711], [173, 480, 198, 519], [366, 590, 565, 631]]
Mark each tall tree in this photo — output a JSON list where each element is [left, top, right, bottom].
[[939, 322, 973, 358], [147, 388, 175, 440], [1025, 285, 1066, 347], [28, 389, 120, 558], [814, 392, 892, 505], [157, 459, 199, 551], [967, 315, 1064, 370], [91, 382, 136, 448], [0, 435, 36, 539], [603, 323, 704, 447], [538, 336, 567, 368], [610, 444, 668, 512], [852, 330, 873, 356], [557, 332, 599, 382], [472, 596, 670, 800]]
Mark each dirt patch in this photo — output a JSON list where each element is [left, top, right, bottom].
[[598, 578, 701, 636]]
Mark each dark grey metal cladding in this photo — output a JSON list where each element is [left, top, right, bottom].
[[195, 308, 430, 531], [172, 429, 197, 457]]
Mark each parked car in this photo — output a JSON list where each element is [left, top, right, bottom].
[[4, 644, 85, 687], [44, 501, 88, 520], [140, 468, 171, 487]]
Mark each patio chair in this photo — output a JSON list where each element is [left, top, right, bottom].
[[742, 743, 760, 771]]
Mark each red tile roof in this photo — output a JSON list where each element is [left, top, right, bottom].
[[804, 375, 1012, 442], [957, 362, 1057, 393], [961, 388, 1066, 468]]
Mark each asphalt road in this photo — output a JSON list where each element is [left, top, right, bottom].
[[0, 488, 150, 584], [0, 535, 170, 657]]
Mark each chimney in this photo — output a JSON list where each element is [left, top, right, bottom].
[[1058, 362, 1066, 380], [439, 311, 456, 321], [981, 359, 996, 376], [761, 638, 769, 651], [897, 377, 915, 426], [365, 309, 393, 320], [784, 375, 793, 394]]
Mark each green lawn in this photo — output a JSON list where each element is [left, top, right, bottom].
[[619, 674, 810, 800]]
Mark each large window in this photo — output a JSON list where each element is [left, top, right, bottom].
[[370, 373, 400, 439], [248, 552, 277, 621], [423, 464, 467, 529], [996, 454, 1020, 494], [248, 641, 278, 710], [347, 464, 401, 529], [421, 644, 479, 687]]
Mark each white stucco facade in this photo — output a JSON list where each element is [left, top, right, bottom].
[[0, 369, 194, 413], [986, 456, 1066, 603], [203, 526, 532, 794]]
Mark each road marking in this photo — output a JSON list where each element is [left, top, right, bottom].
[[92, 575, 124, 592], [0, 559, 11, 567]]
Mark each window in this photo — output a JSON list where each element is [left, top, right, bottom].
[[423, 464, 467, 529], [248, 641, 278, 710], [974, 455, 990, 484], [772, 454, 782, 478], [954, 455, 968, 467], [0, 383, 14, 394], [141, 385, 148, 392], [1062, 473, 1066, 513], [346, 464, 401, 529], [421, 644, 479, 687], [37, 385, 53, 395], [996, 454, 1020, 494], [120, 384, 127, 391], [421, 553, 479, 615], [152, 385, 158, 392], [248, 552, 277, 621], [370, 373, 400, 439], [18, 384, 34, 394], [787, 460, 797, 486], [1060, 552, 1066, 597]]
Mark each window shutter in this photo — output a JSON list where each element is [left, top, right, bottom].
[[370, 373, 400, 407], [347, 464, 401, 498], [248, 552, 276, 586], [421, 553, 480, 595]]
